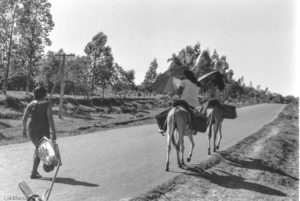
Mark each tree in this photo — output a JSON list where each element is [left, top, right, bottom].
[[36, 50, 62, 90], [211, 49, 219, 67], [177, 43, 201, 69], [94, 46, 114, 97], [84, 32, 109, 94], [227, 69, 234, 82], [66, 55, 91, 97], [194, 49, 212, 78], [223, 69, 234, 100], [167, 43, 201, 71], [141, 58, 158, 93], [123, 69, 135, 92], [283, 95, 297, 104], [111, 63, 135, 97], [214, 56, 229, 80], [249, 81, 253, 88], [17, 0, 54, 94], [111, 63, 124, 96], [0, 0, 21, 95], [272, 93, 283, 103], [167, 53, 182, 69]]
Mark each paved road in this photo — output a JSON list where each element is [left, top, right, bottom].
[[0, 104, 285, 201]]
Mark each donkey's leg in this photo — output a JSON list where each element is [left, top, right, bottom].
[[213, 122, 219, 152], [216, 121, 223, 150], [187, 135, 195, 162], [172, 129, 181, 168], [207, 122, 212, 155], [165, 132, 171, 171], [206, 109, 215, 155], [180, 135, 185, 167], [176, 129, 184, 168]]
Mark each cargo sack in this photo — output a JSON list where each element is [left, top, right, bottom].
[[155, 108, 171, 131], [191, 112, 208, 133], [222, 104, 237, 119], [198, 99, 221, 116]]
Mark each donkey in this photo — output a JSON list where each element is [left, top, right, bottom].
[[165, 106, 196, 171], [206, 104, 223, 155], [165, 101, 223, 171]]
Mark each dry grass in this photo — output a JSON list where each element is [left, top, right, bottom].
[[0, 91, 165, 146]]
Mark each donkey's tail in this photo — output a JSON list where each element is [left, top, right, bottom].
[[167, 107, 179, 151]]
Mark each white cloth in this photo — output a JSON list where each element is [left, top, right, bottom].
[[180, 79, 198, 107]]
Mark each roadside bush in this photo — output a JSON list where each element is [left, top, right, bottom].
[[142, 103, 154, 110], [0, 74, 34, 91], [0, 111, 23, 119], [4, 96, 26, 111]]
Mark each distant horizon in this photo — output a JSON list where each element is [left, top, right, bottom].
[[45, 0, 298, 97]]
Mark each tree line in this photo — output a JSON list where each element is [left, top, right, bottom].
[[159, 43, 297, 104], [0, 0, 297, 104]]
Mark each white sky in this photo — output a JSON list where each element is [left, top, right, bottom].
[[46, 0, 298, 97]]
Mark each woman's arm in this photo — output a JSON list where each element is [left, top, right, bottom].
[[177, 79, 185, 96], [177, 86, 184, 96], [22, 103, 31, 138], [47, 103, 56, 140]]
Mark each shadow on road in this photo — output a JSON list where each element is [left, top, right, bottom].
[[39, 177, 99, 187], [184, 165, 287, 197], [220, 152, 299, 181]]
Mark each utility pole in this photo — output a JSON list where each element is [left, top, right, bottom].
[[54, 53, 75, 119]]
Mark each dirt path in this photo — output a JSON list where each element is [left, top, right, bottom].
[[132, 103, 299, 201]]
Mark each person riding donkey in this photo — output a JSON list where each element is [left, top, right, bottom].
[[198, 77, 223, 116], [158, 69, 199, 135], [156, 70, 226, 170]]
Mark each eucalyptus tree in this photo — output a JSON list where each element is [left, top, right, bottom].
[[167, 53, 182, 69], [194, 49, 212, 78], [178, 43, 201, 69], [84, 32, 113, 95], [141, 58, 158, 93], [210, 50, 232, 100], [66, 55, 91, 97], [167, 43, 201, 70], [95, 46, 114, 97], [0, 0, 21, 95], [212, 50, 229, 74], [17, 0, 54, 94], [111, 63, 135, 97], [121, 69, 135, 97], [124, 69, 135, 88], [111, 63, 124, 96], [36, 50, 62, 89]]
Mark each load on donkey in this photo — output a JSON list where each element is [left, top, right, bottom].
[[153, 68, 237, 171]]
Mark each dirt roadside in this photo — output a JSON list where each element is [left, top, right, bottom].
[[131, 103, 299, 201]]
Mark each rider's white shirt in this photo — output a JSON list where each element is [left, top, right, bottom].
[[180, 79, 198, 108]]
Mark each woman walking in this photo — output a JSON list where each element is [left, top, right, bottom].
[[22, 86, 56, 179]]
